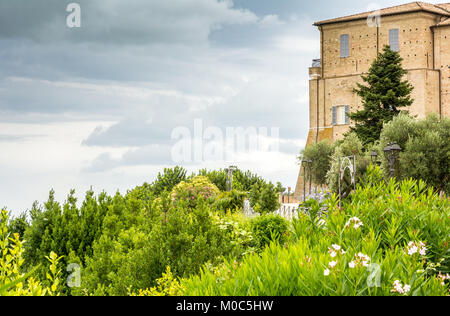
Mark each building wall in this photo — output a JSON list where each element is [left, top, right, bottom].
[[434, 25, 450, 117], [307, 11, 446, 146]]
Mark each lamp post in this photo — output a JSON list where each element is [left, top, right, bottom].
[[384, 142, 402, 178], [307, 160, 313, 195], [300, 158, 308, 204], [370, 150, 378, 165], [300, 158, 313, 204], [225, 165, 238, 191]]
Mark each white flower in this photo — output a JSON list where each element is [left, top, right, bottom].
[[407, 241, 427, 256], [391, 280, 410, 295], [324, 269, 330, 276], [349, 261, 356, 268], [403, 285, 411, 293], [329, 261, 337, 268], [330, 251, 337, 258], [345, 217, 363, 230], [332, 244, 341, 251], [408, 245, 418, 255]]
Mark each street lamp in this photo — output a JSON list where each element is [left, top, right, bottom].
[[307, 160, 312, 195], [300, 158, 313, 203], [300, 158, 308, 204], [384, 142, 402, 178], [370, 150, 378, 165], [225, 165, 238, 191]]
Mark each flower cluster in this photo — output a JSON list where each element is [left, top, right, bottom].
[[348, 252, 371, 268], [328, 244, 345, 258], [324, 244, 347, 276], [407, 241, 427, 256], [345, 217, 363, 230], [391, 280, 410, 295], [437, 272, 450, 286]]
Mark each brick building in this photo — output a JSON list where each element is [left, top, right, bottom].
[[295, 2, 450, 198]]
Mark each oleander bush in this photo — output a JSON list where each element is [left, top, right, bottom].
[[0, 210, 63, 296], [250, 214, 290, 249], [182, 166, 450, 296], [5, 165, 448, 296]]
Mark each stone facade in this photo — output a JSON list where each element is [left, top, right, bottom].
[[295, 2, 450, 198]]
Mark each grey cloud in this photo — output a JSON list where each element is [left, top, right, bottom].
[[0, 0, 258, 46], [82, 144, 175, 173]]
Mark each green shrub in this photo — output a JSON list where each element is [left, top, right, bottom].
[[171, 176, 220, 208], [182, 167, 450, 296], [250, 214, 289, 249], [212, 190, 247, 213], [377, 114, 450, 194], [299, 140, 334, 188], [1, 210, 63, 296], [151, 166, 187, 196], [249, 182, 280, 214]]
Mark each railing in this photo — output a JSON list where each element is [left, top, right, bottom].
[[243, 200, 328, 221]]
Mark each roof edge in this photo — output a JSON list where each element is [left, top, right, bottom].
[[314, 3, 450, 26]]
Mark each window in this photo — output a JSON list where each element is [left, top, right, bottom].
[[332, 105, 349, 125], [340, 34, 350, 58], [389, 29, 399, 52]]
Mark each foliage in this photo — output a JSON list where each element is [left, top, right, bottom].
[[198, 168, 267, 192], [7, 211, 29, 241], [22, 189, 112, 284], [349, 46, 414, 146], [197, 169, 228, 191], [249, 182, 280, 214], [152, 166, 187, 196], [75, 196, 255, 296], [299, 140, 334, 187], [182, 167, 450, 296], [250, 214, 289, 249], [130, 267, 185, 296], [1, 210, 62, 296], [171, 176, 220, 208], [377, 113, 450, 194], [212, 190, 247, 213]]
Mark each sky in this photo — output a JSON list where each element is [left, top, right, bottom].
[[0, 0, 444, 216]]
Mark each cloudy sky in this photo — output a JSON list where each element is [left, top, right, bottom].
[[0, 0, 443, 215]]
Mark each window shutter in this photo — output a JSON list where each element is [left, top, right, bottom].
[[340, 34, 350, 58], [345, 105, 350, 125], [332, 106, 337, 126], [389, 29, 399, 52]]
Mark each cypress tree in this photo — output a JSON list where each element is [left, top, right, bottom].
[[349, 45, 414, 146]]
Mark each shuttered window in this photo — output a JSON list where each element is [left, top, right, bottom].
[[389, 29, 399, 52], [340, 34, 350, 58], [332, 106, 349, 125]]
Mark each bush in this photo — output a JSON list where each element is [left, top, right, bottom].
[[182, 167, 450, 296], [151, 166, 187, 196], [171, 176, 220, 208], [1, 210, 63, 296], [299, 140, 334, 188], [250, 214, 289, 249], [249, 182, 280, 214], [212, 190, 247, 213], [76, 197, 255, 296], [377, 114, 450, 194]]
